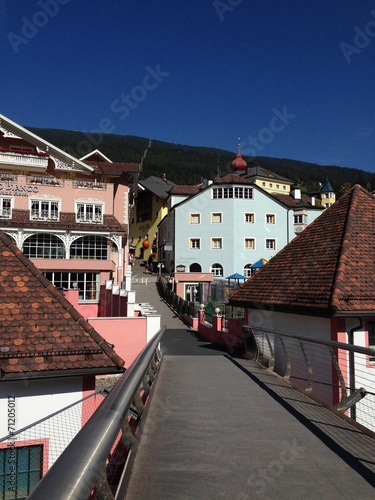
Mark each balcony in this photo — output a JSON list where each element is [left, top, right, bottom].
[[0, 209, 12, 219], [76, 216, 103, 224], [73, 180, 106, 190], [0, 149, 49, 170], [27, 176, 64, 187]]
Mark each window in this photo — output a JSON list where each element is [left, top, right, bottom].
[[30, 200, 59, 221], [76, 203, 103, 224], [211, 263, 223, 276], [245, 213, 255, 223], [70, 235, 108, 260], [266, 239, 276, 250], [0, 198, 11, 219], [283, 185, 287, 191], [190, 213, 200, 224], [245, 238, 255, 249], [269, 183, 273, 188], [244, 264, 252, 277], [276, 184, 280, 190], [190, 238, 200, 249], [190, 263, 202, 272], [211, 213, 222, 223], [262, 182, 266, 187], [45, 271, 100, 301], [368, 323, 375, 363], [212, 187, 253, 199], [0, 444, 43, 499], [294, 214, 306, 224], [23, 234, 65, 259], [211, 238, 222, 249], [266, 214, 275, 224]]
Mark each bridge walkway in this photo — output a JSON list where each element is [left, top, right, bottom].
[[124, 274, 375, 499]]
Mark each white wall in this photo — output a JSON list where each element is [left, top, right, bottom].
[[246, 309, 334, 403], [0, 376, 84, 467]]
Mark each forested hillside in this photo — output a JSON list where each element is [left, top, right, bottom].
[[30, 127, 375, 194]]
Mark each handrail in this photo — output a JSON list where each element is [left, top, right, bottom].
[[28, 327, 165, 500], [249, 327, 375, 432], [247, 325, 375, 356]]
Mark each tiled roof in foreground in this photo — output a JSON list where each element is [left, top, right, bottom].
[[0, 232, 125, 379], [229, 185, 375, 317]]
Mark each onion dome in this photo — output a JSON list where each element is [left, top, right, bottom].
[[231, 141, 247, 172]]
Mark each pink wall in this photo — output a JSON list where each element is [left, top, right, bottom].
[[89, 317, 147, 368], [198, 311, 246, 350], [64, 289, 99, 317]]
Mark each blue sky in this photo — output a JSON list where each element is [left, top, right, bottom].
[[1, 1, 374, 171]]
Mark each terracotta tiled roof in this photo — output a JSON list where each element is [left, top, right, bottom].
[[0, 232, 125, 379], [84, 160, 139, 176], [271, 192, 323, 209], [214, 173, 254, 185], [0, 211, 126, 233], [229, 185, 375, 316], [169, 185, 200, 196]]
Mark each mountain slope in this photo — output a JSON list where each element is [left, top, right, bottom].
[[30, 127, 375, 193]]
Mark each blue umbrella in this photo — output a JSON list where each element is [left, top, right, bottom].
[[226, 273, 247, 280]]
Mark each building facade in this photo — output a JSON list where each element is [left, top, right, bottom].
[[158, 172, 323, 288], [129, 175, 175, 261], [0, 115, 139, 317]]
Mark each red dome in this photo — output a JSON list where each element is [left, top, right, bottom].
[[231, 143, 247, 171]]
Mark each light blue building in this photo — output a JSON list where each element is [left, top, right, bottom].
[[158, 172, 323, 278]]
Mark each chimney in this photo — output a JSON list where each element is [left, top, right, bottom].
[[311, 196, 315, 206]]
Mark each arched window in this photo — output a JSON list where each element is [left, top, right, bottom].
[[211, 263, 223, 277], [70, 235, 108, 260], [244, 264, 252, 278], [23, 234, 65, 259], [190, 263, 202, 272]]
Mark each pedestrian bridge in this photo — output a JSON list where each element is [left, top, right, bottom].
[[28, 325, 375, 499]]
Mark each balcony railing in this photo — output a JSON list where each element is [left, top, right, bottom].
[[0, 152, 48, 169], [76, 215, 103, 224], [248, 327, 375, 433], [30, 210, 59, 222], [27, 176, 64, 187], [0, 209, 12, 219], [73, 180, 106, 190]]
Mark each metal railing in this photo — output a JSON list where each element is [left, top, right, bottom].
[[28, 327, 165, 500], [248, 327, 375, 433], [157, 278, 199, 318]]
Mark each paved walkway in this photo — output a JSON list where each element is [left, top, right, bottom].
[[124, 264, 375, 499]]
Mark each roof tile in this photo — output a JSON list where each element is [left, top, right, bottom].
[[229, 185, 375, 316], [0, 231, 125, 378]]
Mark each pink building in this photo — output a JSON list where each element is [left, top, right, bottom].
[[0, 114, 160, 366]]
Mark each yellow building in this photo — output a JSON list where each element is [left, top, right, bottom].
[[319, 178, 336, 208], [130, 175, 175, 261]]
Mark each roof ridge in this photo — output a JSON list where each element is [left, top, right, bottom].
[[330, 185, 362, 310]]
